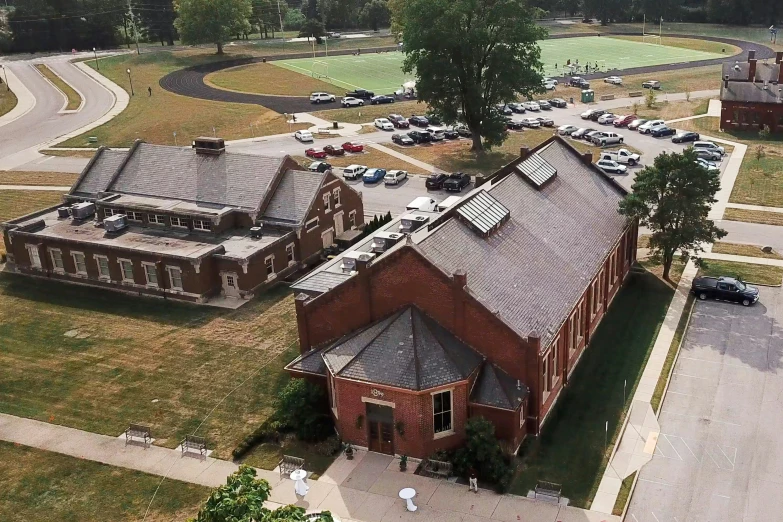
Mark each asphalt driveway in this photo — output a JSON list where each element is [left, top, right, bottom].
[[627, 286, 783, 521]]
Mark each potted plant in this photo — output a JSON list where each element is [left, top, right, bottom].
[[399, 455, 408, 472], [344, 443, 354, 460]]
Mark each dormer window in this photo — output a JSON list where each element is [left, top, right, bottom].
[[193, 219, 211, 231]]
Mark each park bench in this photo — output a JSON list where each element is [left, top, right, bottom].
[[125, 423, 151, 447], [423, 458, 452, 479], [180, 435, 207, 459], [279, 455, 305, 478], [534, 481, 562, 503], [600, 94, 615, 101], [628, 91, 644, 97]]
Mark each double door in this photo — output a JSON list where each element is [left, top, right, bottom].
[[366, 403, 394, 455]]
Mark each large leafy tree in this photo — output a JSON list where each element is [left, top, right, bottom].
[[619, 149, 727, 281], [360, 0, 389, 31], [175, 0, 251, 54], [251, 0, 286, 37], [134, 0, 178, 46], [391, 0, 546, 152]]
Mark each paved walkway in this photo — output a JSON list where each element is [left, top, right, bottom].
[[367, 142, 443, 173], [0, 413, 618, 522], [701, 251, 783, 268], [0, 184, 70, 191], [726, 202, 783, 214]]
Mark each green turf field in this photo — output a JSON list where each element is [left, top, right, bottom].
[[272, 36, 723, 94]]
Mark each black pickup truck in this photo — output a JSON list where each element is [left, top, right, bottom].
[[691, 276, 759, 306]]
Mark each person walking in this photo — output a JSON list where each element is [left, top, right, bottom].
[[469, 467, 478, 493], [147, 86, 152, 96]]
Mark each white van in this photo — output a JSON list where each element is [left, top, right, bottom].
[[406, 197, 437, 212], [436, 195, 462, 212]]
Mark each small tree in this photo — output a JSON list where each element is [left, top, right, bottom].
[[452, 417, 514, 492], [619, 149, 727, 281], [755, 144, 766, 161], [175, 0, 252, 54], [759, 124, 771, 140], [631, 101, 639, 115], [274, 379, 333, 441], [684, 84, 691, 102], [645, 87, 657, 109]]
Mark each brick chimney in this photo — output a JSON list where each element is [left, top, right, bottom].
[[582, 151, 593, 164], [519, 147, 531, 159], [724, 74, 730, 89], [749, 59, 757, 82], [776, 51, 783, 64], [294, 293, 311, 352], [748, 49, 756, 62]]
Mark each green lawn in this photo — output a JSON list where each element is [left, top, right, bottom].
[[35, 64, 82, 110], [700, 260, 783, 286], [0, 190, 64, 223], [0, 441, 209, 521], [274, 36, 723, 93], [510, 270, 674, 508], [729, 155, 783, 208], [0, 86, 17, 118]]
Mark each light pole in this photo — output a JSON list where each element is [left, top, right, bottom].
[[93, 48, 99, 70], [0, 65, 8, 91], [126, 68, 134, 96]]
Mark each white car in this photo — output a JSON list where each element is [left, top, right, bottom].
[[558, 124, 578, 135], [591, 131, 623, 146], [294, 130, 313, 142], [597, 113, 617, 125], [693, 141, 725, 156], [581, 109, 597, 119], [374, 118, 394, 131], [309, 92, 335, 103], [596, 159, 627, 174], [342, 164, 368, 180], [638, 119, 665, 134], [384, 170, 408, 185], [543, 80, 557, 90], [544, 77, 559, 85], [523, 101, 540, 111], [695, 158, 720, 173], [520, 117, 541, 128], [342, 96, 364, 107], [604, 76, 623, 85]]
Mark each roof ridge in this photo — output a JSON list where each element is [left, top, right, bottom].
[[417, 309, 469, 379], [336, 308, 408, 377]]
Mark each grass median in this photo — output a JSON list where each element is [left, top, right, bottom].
[[205, 61, 340, 96], [0, 86, 17, 118], [311, 99, 428, 124], [713, 241, 783, 259], [295, 147, 430, 175], [729, 154, 783, 209], [700, 259, 783, 286], [34, 64, 82, 111], [724, 207, 783, 227]]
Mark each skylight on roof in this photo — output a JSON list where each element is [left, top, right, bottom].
[[517, 152, 557, 188], [456, 190, 510, 237]]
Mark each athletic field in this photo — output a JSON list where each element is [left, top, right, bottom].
[[272, 36, 723, 93]]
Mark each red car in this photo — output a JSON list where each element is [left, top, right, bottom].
[[613, 114, 638, 128], [305, 148, 327, 159], [323, 145, 345, 156], [342, 142, 364, 153]]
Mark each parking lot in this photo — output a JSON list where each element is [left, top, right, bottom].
[[627, 286, 783, 522]]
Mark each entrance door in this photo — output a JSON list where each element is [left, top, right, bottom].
[[334, 211, 345, 236], [366, 403, 394, 454], [221, 272, 240, 297], [321, 228, 335, 249]]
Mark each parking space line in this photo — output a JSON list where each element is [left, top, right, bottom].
[[672, 372, 711, 380], [631, 515, 640, 522], [679, 356, 749, 369], [666, 390, 712, 400], [639, 477, 677, 487], [663, 434, 684, 461], [680, 437, 701, 462], [651, 511, 662, 522]]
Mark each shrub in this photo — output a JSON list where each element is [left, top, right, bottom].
[[274, 379, 334, 442], [452, 417, 515, 492], [232, 418, 280, 460], [645, 87, 657, 109], [314, 435, 341, 456], [759, 124, 771, 140]]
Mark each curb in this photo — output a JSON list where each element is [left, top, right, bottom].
[[29, 62, 85, 114], [0, 66, 37, 128]]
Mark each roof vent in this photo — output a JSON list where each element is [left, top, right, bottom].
[[250, 226, 263, 238], [371, 231, 404, 253], [192, 137, 225, 155], [340, 251, 375, 273], [71, 202, 95, 220], [57, 207, 71, 219], [399, 214, 429, 234], [103, 214, 128, 233]]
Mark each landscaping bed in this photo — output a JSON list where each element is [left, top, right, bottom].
[[0, 86, 17, 118]]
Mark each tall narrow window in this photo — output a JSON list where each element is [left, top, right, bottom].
[[552, 337, 560, 382], [348, 211, 356, 228], [333, 188, 341, 207], [120, 260, 134, 282], [72, 252, 87, 274], [542, 355, 550, 395], [143, 263, 158, 286], [50, 249, 64, 271], [323, 193, 332, 212], [433, 390, 452, 434], [265, 255, 275, 279], [26, 245, 42, 268], [168, 267, 183, 289], [286, 243, 295, 263], [96, 256, 110, 279]]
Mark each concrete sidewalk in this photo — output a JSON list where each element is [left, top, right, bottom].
[[726, 202, 783, 214], [367, 142, 443, 173], [0, 184, 70, 191], [0, 66, 37, 128]]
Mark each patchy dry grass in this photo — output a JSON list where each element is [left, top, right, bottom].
[[729, 151, 783, 208], [0, 86, 17, 118], [640, 258, 687, 287], [713, 242, 783, 259], [675, 116, 720, 135], [699, 260, 783, 286], [614, 99, 709, 121], [205, 62, 340, 96], [724, 207, 783, 227], [0, 190, 64, 223], [294, 146, 429, 175], [312, 100, 428, 124], [34, 64, 82, 110], [0, 278, 301, 457], [607, 35, 740, 56], [637, 234, 651, 249], [40, 149, 99, 158], [0, 171, 79, 187], [0, 441, 208, 521]]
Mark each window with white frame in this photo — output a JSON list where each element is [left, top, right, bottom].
[[126, 211, 143, 222], [26, 245, 42, 268], [286, 243, 295, 264], [305, 218, 319, 232], [265, 255, 275, 279], [72, 252, 87, 274], [568, 313, 576, 353], [333, 188, 341, 207], [95, 255, 110, 279], [433, 390, 453, 434], [328, 373, 337, 409], [598, 269, 605, 307], [193, 219, 211, 231], [167, 266, 183, 289], [119, 260, 134, 282], [143, 263, 158, 286], [49, 249, 64, 272], [590, 281, 598, 318], [552, 336, 560, 383], [104, 208, 115, 218], [171, 216, 188, 228], [149, 214, 166, 225], [542, 353, 550, 395], [612, 249, 619, 283], [348, 210, 356, 228], [323, 193, 332, 212]]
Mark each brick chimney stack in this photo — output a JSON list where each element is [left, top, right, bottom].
[[749, 59, 757, 82], [294, 293, 311, 352], [582, 151, 593, 164], [748, 49, 756, 61]]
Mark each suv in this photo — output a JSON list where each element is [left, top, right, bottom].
[[409, 115, 429, 127], [345, 89, 374, 99], [570, 77, 590, 88], [693, 141, 725, 157], [691, 276, 759, 306], [443, 172, 471, 192], [596, 159, 627, 174], [310, 92, 336, 103], [388, 114, 410, 128], [642, 80, 661, 90], [691, 147, 723, 161], [342, 164, 368, 180], [638, 119, 665, 134], [407, 130, 432, 143], [425, 173, 448, 189]]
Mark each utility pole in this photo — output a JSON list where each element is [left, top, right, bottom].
[[127, 0, 140, 55]]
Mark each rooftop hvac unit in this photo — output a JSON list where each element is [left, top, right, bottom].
[[192, 137, 226, 155], [250, 226, 263, 238], [399, 214, 429, 233], [103, 214, 128, 233], [71, 202, 95, 220], [57, 207, 71, 219], [371, 231, 404, 253], [340, 251, 375, 272]]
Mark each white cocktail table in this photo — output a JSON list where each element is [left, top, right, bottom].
[[291, 469, 309, 497], [399, 487, 417, 512]]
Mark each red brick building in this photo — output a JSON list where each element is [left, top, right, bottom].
[[2, 138, 363, 304], [286, 136, 638, 458], [720, 50, 783, 133]]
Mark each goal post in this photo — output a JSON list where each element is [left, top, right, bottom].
[[642, 34, 661, 45], [311, 61, 329, 79]]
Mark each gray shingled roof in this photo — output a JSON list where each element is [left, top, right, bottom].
[[722, 61, 781, 83], [70, 149, 127, 198], [293, 271, 352, 294], [322, 306, 483, 391], [286, 348, 327, 375], [471, 362, 528, 410], [721, 80, 782, 104], [107, 143, 285, 210], [417, 139, 628, 349], [263, 170, 326, 225]]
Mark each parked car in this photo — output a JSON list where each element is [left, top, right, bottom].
[[341, 96, 364, 107], [371, 95, 395, 105], [591, 131, 624, 146], [695, 157, 720, 172], [506, 119, 525, 130], [427, 128, 445, 141], [374, 118, 394, 131], [362, 168, 386, 183], [326, 31, 341, 38], [691, 276, 759, 306], [294, 130, 314, 142], [642, 80, 661, 90], [691, 147, 723, 161], [455, 125, 472, 137], [588, 109, 607, 121], [409, 114, 429, 127], [558, 124, 578, 135], [651, 125, 676, 138], [520, 117, 541, 128], [638, 119, 665, 134], [672, 131, 700, 143], [613, 114, 637, 128], [523, 101, 541, 112], [425, 113, 443, 125], [443, 127, 460, 139], [508, 102, 526, 113], [536, 100, 552, 110], [407, 130, 432, 143], [627, 118, 648, 131], [693, 140, 725, 156], [543, 80, 557, 90], [342, 142, 364, 153], [310, 92, 336, 103], [384, 170, 408, 185], [342, 164, 367, 180], [345, 88, 374, 99], [597, 113, 618, 125], [585, 130, 602, 142], [604, 76, 623, 85], [443, 172, 471, 192], [571, 127, 595, 139], [596, 159, 627, 174], [600, 148, 640, 166], [308, 161, 331, 173], [581, 108, 598, 120], [323, 145, 345, 156], [536, 116, 555, 127], [425, 173, 448, 189], [388, 114, 410, 128], [549, 98, 568, 108], [496, 104, 513, 116], [305, 148, 327, 159], [392, 133, 414, 145], [544, 77, 559, 86], [570, 77, 590, 88]]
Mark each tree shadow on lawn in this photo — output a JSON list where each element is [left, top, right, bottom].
[[511, 270, 674, 508]]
